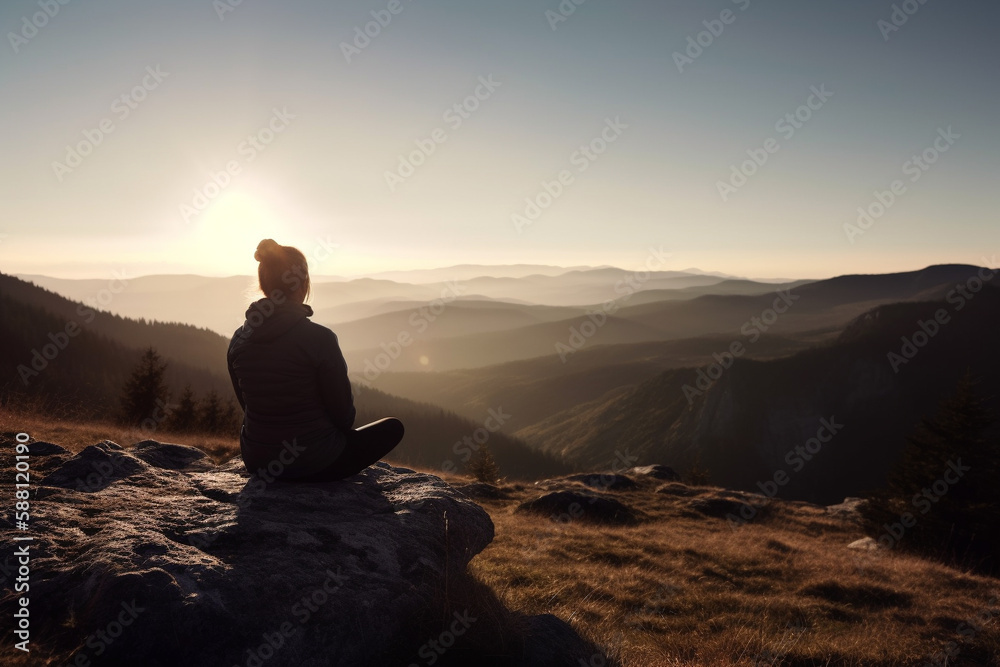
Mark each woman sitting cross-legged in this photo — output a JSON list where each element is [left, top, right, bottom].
[[227, 238, 404, 482]]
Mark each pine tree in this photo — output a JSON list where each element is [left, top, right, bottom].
[[220, 399, 243, 435], [685, 453, 711, 485], [120, 347, 169, 426], [862, 371, 1000, 570], [169, 385, 198, 432], [467, 444, 502, 485], [199, 389, 223, 434]]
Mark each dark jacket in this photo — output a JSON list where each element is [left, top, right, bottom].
[[227, 298, 356, 476]]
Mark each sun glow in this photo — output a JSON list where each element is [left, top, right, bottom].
[[192, 191, 287, 274]]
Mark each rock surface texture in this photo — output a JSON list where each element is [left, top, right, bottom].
[[0, 439, 602, 666]]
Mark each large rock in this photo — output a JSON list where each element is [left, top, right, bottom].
[[0, 439, 605, 666]]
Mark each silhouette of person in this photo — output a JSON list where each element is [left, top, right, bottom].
[[227, 238, 403, 481]]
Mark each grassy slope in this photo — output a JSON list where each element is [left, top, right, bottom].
[[473, 483, 999, 666], [5, 410, 997, 666]]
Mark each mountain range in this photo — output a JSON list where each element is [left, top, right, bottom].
[[5, 263, 997, 500]]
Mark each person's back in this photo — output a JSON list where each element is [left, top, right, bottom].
[[228, 239, 403, 482]]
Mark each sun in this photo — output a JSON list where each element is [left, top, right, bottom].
[[192, 191, 285, 274]]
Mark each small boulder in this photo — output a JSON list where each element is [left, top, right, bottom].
[[131, 440, 214, 471], [563, 473, 638, 491], [827, 497, 869, 517], [626, 464, 679, 481], [687, 493, 765, 520], [39, 442, 147, 492], [848, 537, 881, 551], [27, 441, 70, 456], [517, 490, 641, 525], [655, 482, 700, 497], [455, 482, 511, 500]]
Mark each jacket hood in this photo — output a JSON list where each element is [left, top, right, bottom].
[[236, 298, 314, 344]]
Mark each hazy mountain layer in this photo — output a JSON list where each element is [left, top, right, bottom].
[[518, 283, 1000, 503]]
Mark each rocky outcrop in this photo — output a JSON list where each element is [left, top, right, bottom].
[[0, 438, 605, 666]]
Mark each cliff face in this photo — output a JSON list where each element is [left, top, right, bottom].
[[0, 439, 600, 666], [678, 289, 1000, 503]]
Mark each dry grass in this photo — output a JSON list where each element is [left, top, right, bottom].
[[449, 480, 1000, 666], [0, 405, 240, 462], [6, 408, 998, 666]]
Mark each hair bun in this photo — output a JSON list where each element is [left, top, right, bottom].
[[254, 239, 280, 262]]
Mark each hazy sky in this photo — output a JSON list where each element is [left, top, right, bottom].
[[1, 0, 997, 280]]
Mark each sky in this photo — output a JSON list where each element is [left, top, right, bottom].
[[1, 0, 998, 280]]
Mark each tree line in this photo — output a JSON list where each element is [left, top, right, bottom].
[[861, 370, 1000, 574], [120, 347, 242, 436]]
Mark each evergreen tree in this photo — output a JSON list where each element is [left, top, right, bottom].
[[862, 371, 1000, 570], [199, 389, 223, 434], [467, 444, 502, 485], [685, 453, 711, 486], [120, 347, 169, 426], [169, 385, 199, 432], [220, 399, 243, 435]]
